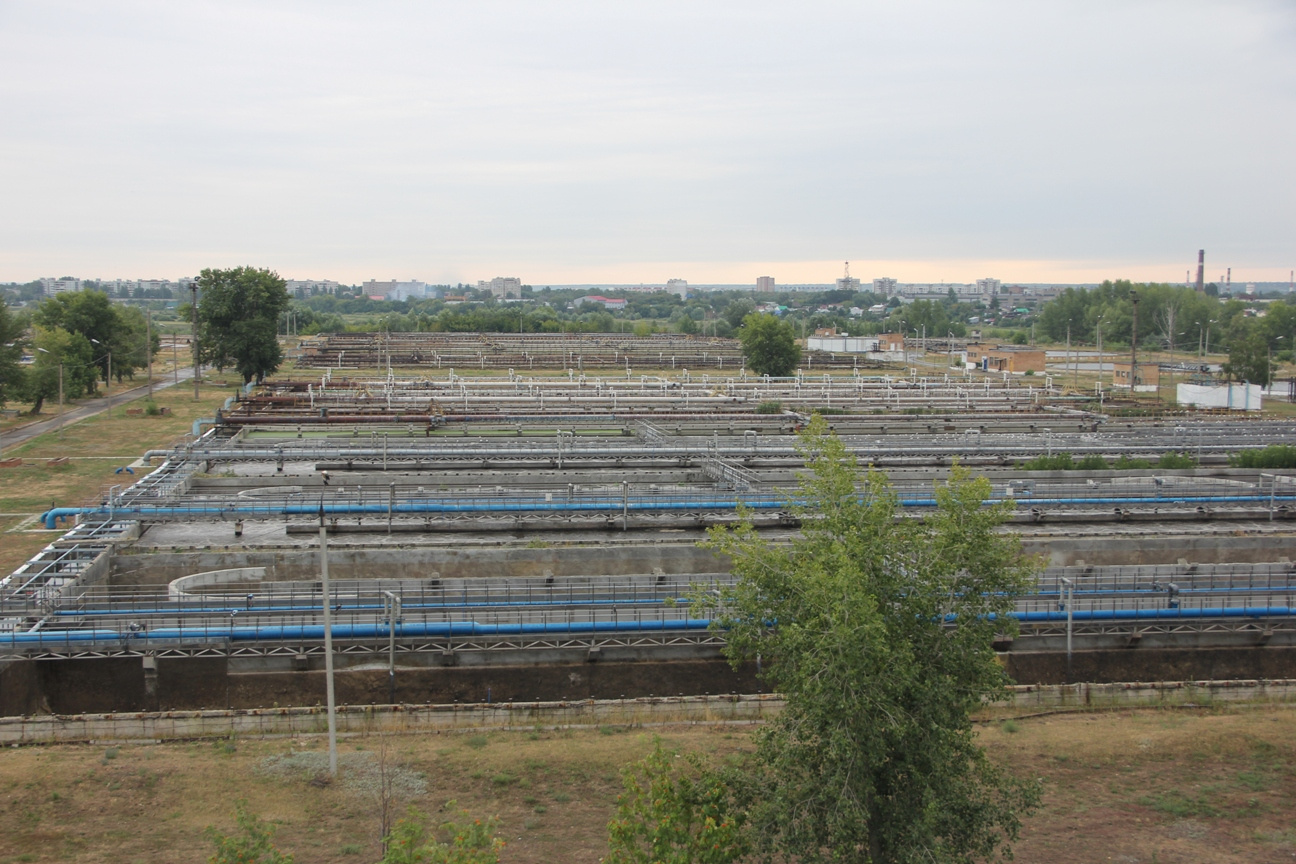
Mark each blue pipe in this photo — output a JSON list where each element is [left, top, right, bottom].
[[57, 596, 693, 617], [0, 617, 714, 646], [40, 492, 1296, 529], [7, 608, 1296, 647], [5, 606, 1296, 648]]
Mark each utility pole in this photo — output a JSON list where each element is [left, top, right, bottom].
[[146, 309, 153, 399], [319, 509, 339, 777], [1065, 322, 1072, 390], [1096, 318, 1105, 398], [1129, 290, 1140, 394], [191, 282, 200, 401]]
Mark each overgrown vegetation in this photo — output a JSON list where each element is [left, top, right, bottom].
[[605, 742, 747, 864], [1231, 445, 1296, 469], [1018, 452, 1197, 471], [205, 800, 294, 864]]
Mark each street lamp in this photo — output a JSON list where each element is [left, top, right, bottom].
[[90, 338, 111, 398]]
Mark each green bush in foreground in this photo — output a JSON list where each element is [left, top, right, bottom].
[[381, 806, 504, 864], [205, 801, 293, 864], [605, 741, 748, 864]]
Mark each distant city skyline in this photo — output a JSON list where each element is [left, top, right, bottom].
[[1, 3, 1292, 286], [10, 257, 1290, 290]]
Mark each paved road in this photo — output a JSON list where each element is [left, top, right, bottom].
[[2, 367, 197, 450]]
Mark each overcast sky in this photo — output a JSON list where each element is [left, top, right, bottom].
[[1, 1, 1293, 286]]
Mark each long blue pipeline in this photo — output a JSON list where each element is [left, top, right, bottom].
[[0, 617, 714, 646], [39, 493, 1296, 529], [4, 606, 1296, 647], [57, 596, 692, 617]]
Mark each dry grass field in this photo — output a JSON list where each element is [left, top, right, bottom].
[[0, 705, 1293, 864]]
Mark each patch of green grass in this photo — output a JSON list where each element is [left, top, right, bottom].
[[340, 843, 364, 855], [1137, 789, 1222, 818], [466, 734, 488, 750], [1236, 770, 1272, 792], [490, 773, 518, 786], [552, 791, 572, 803], [1001, 719, 1021, 734]]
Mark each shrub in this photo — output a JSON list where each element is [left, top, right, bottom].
[[1231, 445, 1296, 469], [1075, 454, 1108, 470], [381, 806, 504, 864], [605, 742, 747, 864], [753, 401, 782, 415], [1018, 453, 1076, 471], [1157, 452, 1197, 469], [205, 801, 294, 864]]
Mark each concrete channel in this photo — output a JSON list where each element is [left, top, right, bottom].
[[5, 358, 1296, 718]]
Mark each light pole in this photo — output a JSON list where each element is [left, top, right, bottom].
[[1096, 316, 1107, 399], [90, 339, 111, 399]]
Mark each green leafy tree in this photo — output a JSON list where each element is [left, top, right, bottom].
[[196, 267, 291, 383], [1222, 328, 1272, 386], [738, 313, 800, 377], [723, 298, 756, 329], [205, 800, 294, 864], [24, 326, 97, 414], [606, 741, 748, 864], [700, 417, 1041, 863], [32, 288, 153, 386], [381, 806, 504, 864], [0, 303, 25, 408]]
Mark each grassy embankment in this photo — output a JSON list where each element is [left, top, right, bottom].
[[0, 706, 1293, 864]]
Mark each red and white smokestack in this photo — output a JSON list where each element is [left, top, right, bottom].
[[1195, 250, 1205, 293]]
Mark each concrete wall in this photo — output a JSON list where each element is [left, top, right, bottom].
[[1, 656, 761, 716], [4, 680, 1295, 744], [8, 645, 1296, 717], [1003, 646, 1296, 685]]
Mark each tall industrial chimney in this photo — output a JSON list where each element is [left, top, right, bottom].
[[1195, 250, 1205, 293]]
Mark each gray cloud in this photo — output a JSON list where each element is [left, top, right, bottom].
[[1, 0, 1292, 283]]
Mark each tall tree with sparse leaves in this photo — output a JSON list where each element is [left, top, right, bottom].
[[700, 416, 1041, 863], [196, 267, 291, 384]]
